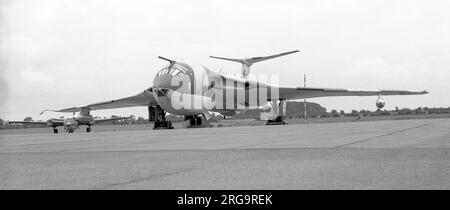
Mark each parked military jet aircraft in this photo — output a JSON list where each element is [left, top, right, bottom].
[[9, 108, 131, 133], [46, 50, 428, 129]]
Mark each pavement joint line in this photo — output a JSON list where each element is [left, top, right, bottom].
[[91, 167, 198, 190], [334, 123, 430, 148]]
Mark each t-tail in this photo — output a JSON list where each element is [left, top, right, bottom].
[[209, 50, 299, 79]]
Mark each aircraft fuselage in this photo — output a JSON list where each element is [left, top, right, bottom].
[[150, 62, 276, 117]]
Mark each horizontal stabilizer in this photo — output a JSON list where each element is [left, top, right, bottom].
[[210, 50, 298, 66], [210, 50, 299, 78]]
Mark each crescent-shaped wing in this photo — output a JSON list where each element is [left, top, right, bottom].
[[49, 90, 158, 113], [276, 87, 428, 100]]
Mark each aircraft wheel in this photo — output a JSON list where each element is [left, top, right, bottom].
[[53, 128, 58, 133], [189, 117, 196, 126], [86, 127, 91, 132], [196, 116, 202, 125]]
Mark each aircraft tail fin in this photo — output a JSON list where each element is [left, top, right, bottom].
[[210, 50, 299, 79]]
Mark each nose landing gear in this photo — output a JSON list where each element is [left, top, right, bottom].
[[86, 126, 92, 133], [53, 127, 58, 133], [149, 105, 174, 130]]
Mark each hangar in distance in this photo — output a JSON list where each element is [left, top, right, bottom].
[[46, 50, 428, 129]]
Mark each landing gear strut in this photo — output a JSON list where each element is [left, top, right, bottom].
[[149, 105, 173, 130], [86, 126, 92, 133], [266, 100, 287, 125], [53, 127, 58, 133]]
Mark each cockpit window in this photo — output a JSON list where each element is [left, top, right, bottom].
[[170, 69, 181, 76], [157, 64, 188, 77]]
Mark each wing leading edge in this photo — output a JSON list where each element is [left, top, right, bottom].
[[54, 90, 157, 113], [8, 119, 65, 127], [277, 87, 428, 100], [8, 121, 49, 125]]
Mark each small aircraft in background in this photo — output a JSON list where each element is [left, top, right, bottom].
[[9, 108, 131, 133]]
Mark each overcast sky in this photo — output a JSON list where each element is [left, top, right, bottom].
[[1, 0, 449, 121]]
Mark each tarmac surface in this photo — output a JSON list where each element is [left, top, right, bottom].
[[1, 118, 450, 189]]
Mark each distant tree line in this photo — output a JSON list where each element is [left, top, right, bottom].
[[2, 106, 450, 129], [229, 103, 450, 120]]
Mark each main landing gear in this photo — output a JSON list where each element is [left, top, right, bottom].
[[185, 115, 209, 128], [266, 100, 287, 125], [266, 116, 287, 125], [149, 105, 174, 130]]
